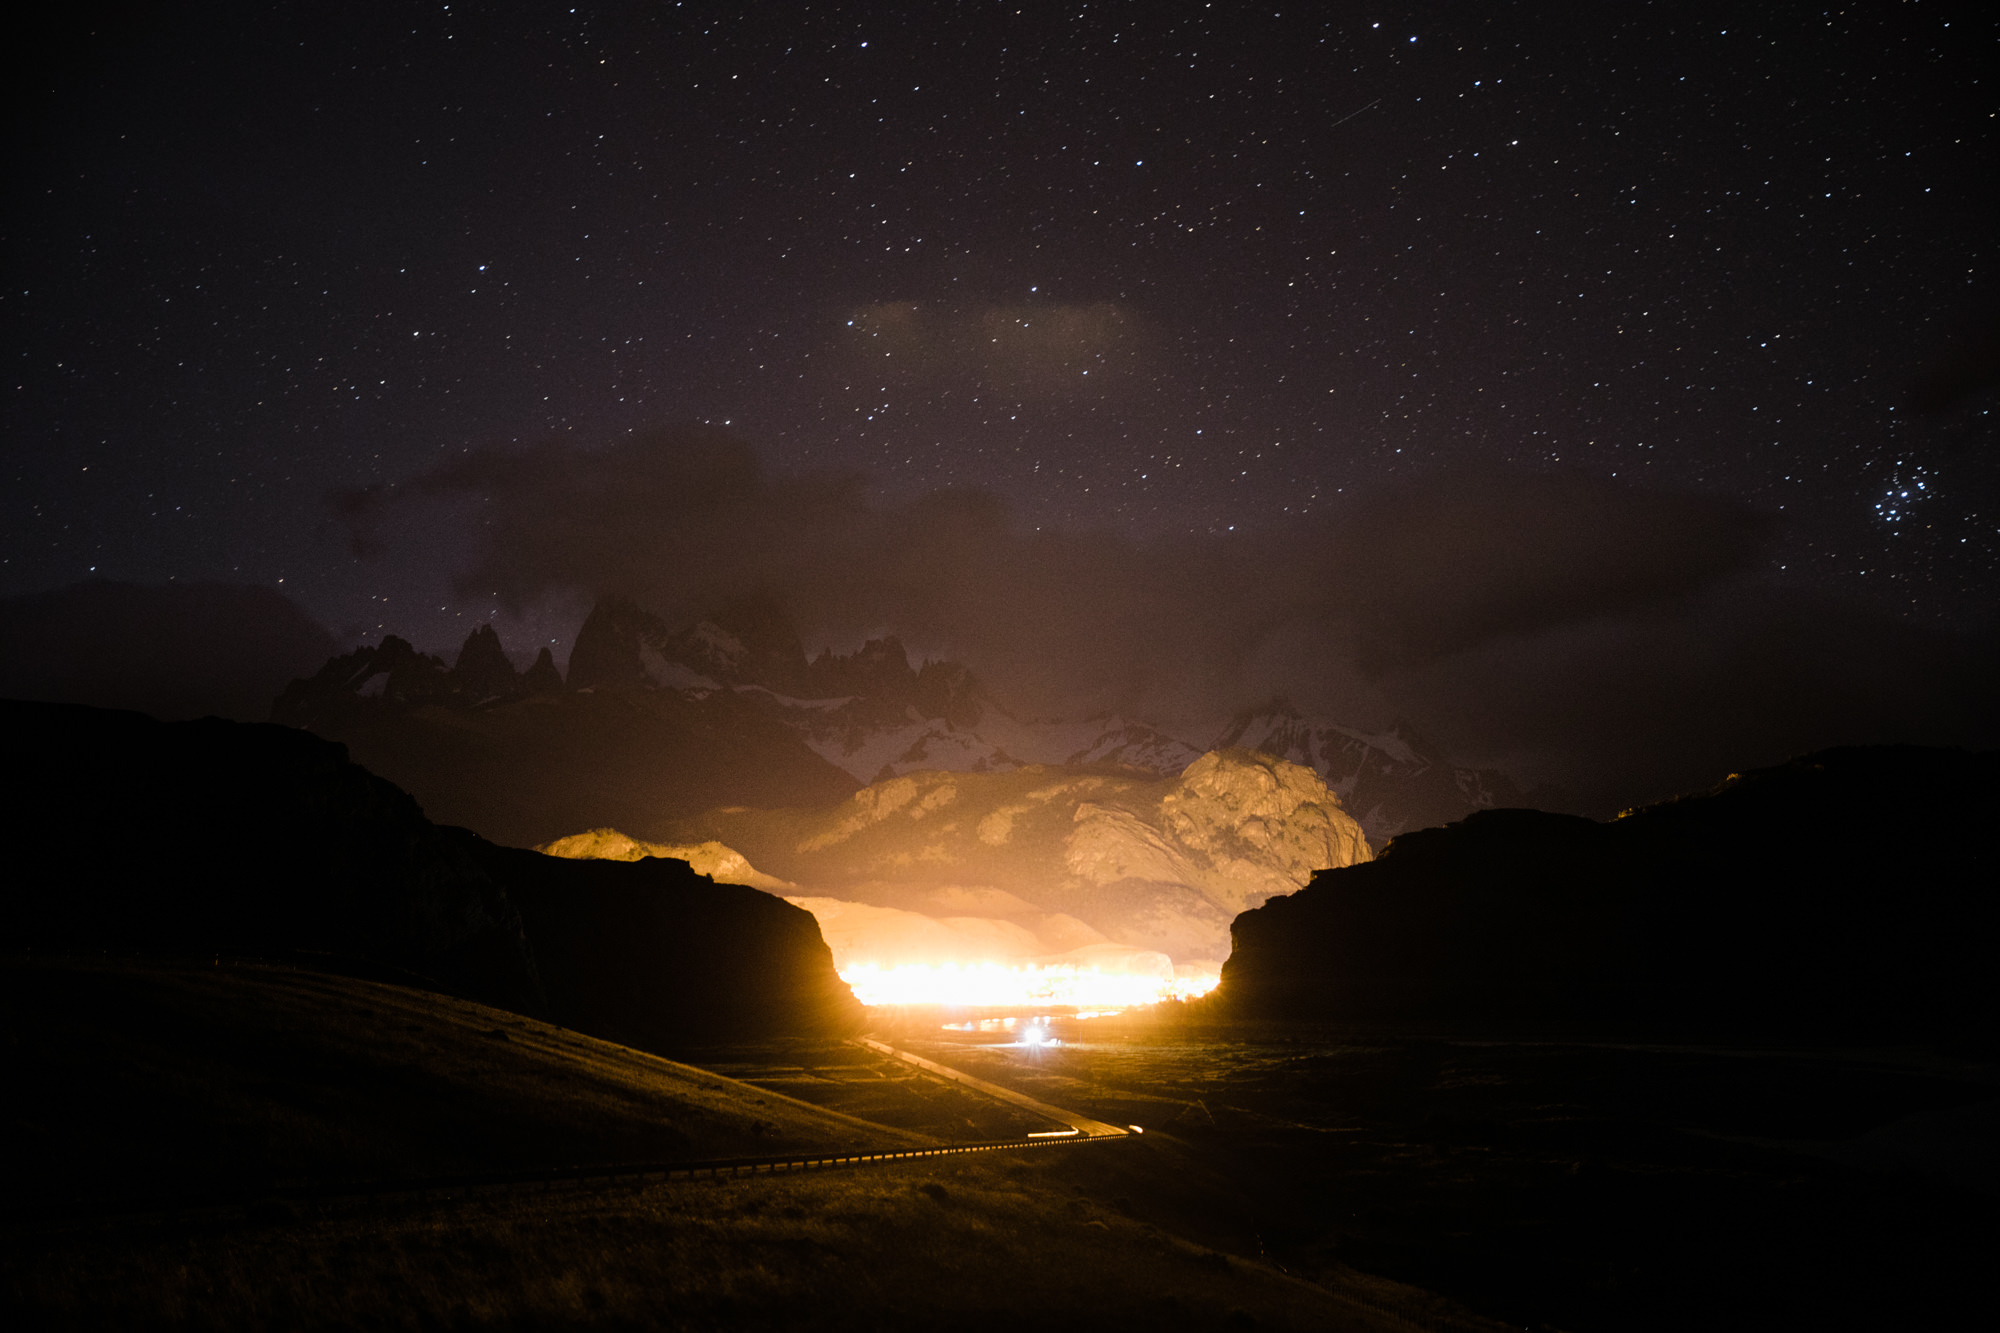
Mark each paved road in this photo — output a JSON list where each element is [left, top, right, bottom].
[[855, 1037, 1132, 1139]]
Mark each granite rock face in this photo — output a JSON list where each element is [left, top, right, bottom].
[[682, 748, 1372, 967], [1212, 746, 2000, 1044], [1156, 749, 1374, 914], [537, 828, 795, 892], [2, 700, 861, 1046]]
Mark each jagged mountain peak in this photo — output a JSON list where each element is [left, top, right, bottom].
[[705, 590, 807, 660], [272, 633, 457, 724], [558, 593, 989, 718], [565, 595, 675, 691], [274, 596, 1524, 847], [451, 624, 521, 702], [276, 624, 550, 724], [679, 592, 813, 694], [523, 645, 564, 694]]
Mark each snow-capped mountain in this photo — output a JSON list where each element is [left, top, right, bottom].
[[1214, 699, 1528, 848], [275, 596, 1524, 847], [563, 593, 1205, 785]]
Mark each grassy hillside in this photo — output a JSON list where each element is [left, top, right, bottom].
[[6, 700, 864, 1048], [0, 959, 1445, 1331], [0, 958, 904, 1217]]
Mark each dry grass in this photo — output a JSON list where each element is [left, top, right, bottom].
[[887, 1016, 2000, 1332], [0, 957, 913, 1215], [5, 1162, 1422, 1331], [0, 959, 1456, 1330]]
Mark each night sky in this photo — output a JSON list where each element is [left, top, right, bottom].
[[5, 2, 1996, 806]]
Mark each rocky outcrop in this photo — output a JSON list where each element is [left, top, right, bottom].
[[1211, 746, 2000, 1044], [1, 700, 862, 1046], [1156, 749, 1374, 913], [1054, 748, 1374, 924], [537, 828, 794, 892], [684, 749, 1372, 965]]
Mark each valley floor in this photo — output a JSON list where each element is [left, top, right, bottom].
[[0, 959, 1446, 1331], [858, 1011, 2000, 1332], [9, 957, 1992, 1330]]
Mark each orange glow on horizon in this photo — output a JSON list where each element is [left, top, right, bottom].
[[839, 961, 1220, 1008]]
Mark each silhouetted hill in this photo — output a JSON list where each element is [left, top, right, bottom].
[[1, 700, 861, 1046], [0, 579, 336, 722], [1213, 746, 2000, 1045]]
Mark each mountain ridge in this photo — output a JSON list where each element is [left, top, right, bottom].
[[272, 595, 1525, 846]]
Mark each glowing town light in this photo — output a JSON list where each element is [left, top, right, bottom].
[[838, 961, 1219, 1008]]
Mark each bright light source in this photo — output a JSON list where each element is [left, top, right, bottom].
[[838, 961, 1220, 1008]]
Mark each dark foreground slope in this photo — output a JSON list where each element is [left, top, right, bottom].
[[1215, 746, 2000, 1044], [0, 958, 907, 1220], [0, 959, 1419, 1333], [893, 1016, 2000, 1333], [1, 699, 860, 1046]]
